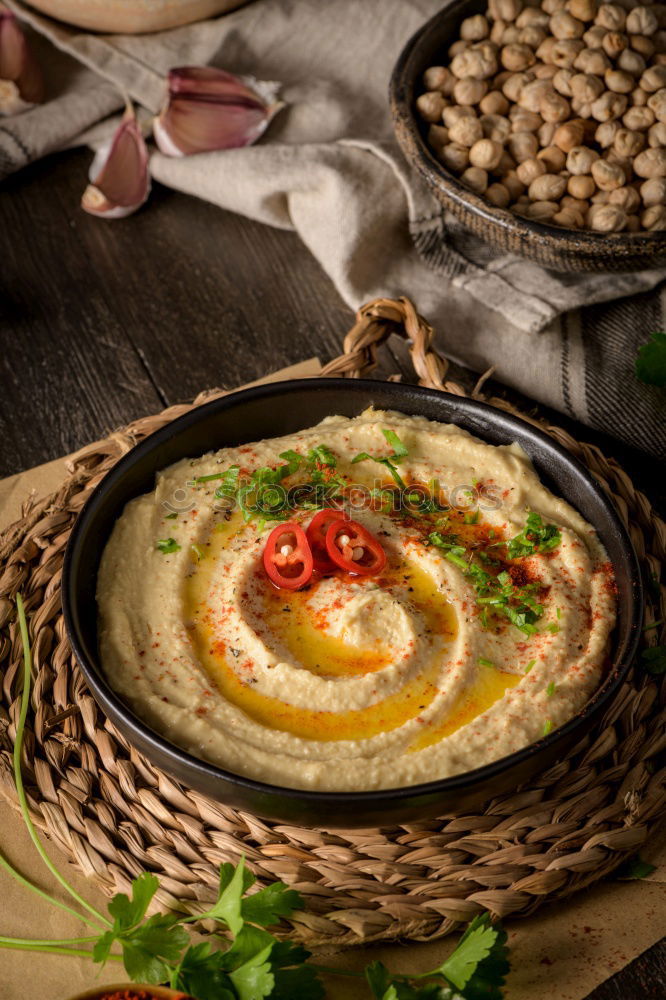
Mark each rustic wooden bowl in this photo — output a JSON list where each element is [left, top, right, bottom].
[[390, 0, 666, 272]]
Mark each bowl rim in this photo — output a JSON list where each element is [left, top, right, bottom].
[[62, 377, 644, 809], [389, 0, 666, 252]]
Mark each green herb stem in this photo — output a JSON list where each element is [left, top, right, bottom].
[[14, 596, 112, 932], [0, 940, 122, 960]]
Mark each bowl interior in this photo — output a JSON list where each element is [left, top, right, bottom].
[[63, 379, 642, 824]]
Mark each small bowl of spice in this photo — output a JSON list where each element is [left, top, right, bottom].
[[390, 0, 666, 271], [67, 985, 195, 1000]]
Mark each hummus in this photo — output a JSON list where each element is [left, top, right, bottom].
[[97, 410, 616, 791]]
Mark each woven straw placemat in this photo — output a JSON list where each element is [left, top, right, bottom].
[[0, 297, 664, 949]]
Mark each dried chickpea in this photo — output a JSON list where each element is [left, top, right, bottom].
[[605, 150, 633, 182], [630, 34, 656, 60], [590, 188, 610, 204], [440, 142, 470, 172], [416, 91, 447, 122], [517, 156, 548, 184], [503, 170, 526, 198], [608, 185, 641, 212], [461, 166, 489, 193], [568, 173, 596, 197], [642, 204, 666, 229], [460, 14, 490, 42], [502, 71, 535, 102], [451, 47, 498, 81], [568, 0, 596, 21], [623, 105, 655, 130], [625, 7, 658, 38], [486, 182, 511, 206], [582, 24, 607, 49], [640, 177, 666, 207], [511, 107, 543, 130], [552, 207, 583, 227], [443, 104, 476, 128], [634, 147, 666, 178], [501, 25, 521, 44], [591, 158, 626, 189], [573, 48, 611, 74], [538, 144, 567, 170], [490, 0, 522, 20], [508, 130, 540, 160], [571, 97, 593, 117], [522, 26, 548, 48], [534, 62, 558, 80], [641, 66, 666, 94], [538, 120, 557, 145], [601, 31, 628, 59], [469, 137, 504, 169], [529, 172, 567, 200], [571, 73, 605, 104], [491, 18, 508, 45], [517, 7, 550, 28], [587, 203, 627, 230], [518, 78, 553, 110], [551, 39, 585, 67], [525, 199, 560, 219], [617, 48, 646, 76], [427, 124, 450, 150], [591, 91, 627, 121], [595, 4, 626, 32], [553, 118, 585, 149], [613, 128, 645, 157], [449, 115, 485, 146], [562, 194, 591, 213], [550, 10, 585, 39], [631, 86, 649, 107], [654, 53, 666, 67], [648, 121, 666, 147], [449, 40, 469, 59], [553, 68, 575, 96], [567, 144, 599, 173], [604, 69, 634, 95], [594, 119, 620, 147], [422, 66, 455, 94], [536, 36, 560, 61], [480, 113, 511, 142], [453, 78, 488, 106], [501, 43, 537, 71], [480, 90, 510, 115], [540, 90, 571, 121]]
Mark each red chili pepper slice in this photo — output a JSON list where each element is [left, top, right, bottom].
[[306, 508, 347, 574], [263, 521, 313, 590], [325, 518, 387, 576]]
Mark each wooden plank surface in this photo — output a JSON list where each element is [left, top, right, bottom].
[[0, 146, 663, 998]]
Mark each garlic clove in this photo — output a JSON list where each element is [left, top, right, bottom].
[[0, 8, 44, 114], [81, 105, 151, 219], [153, 66, 283, 157]]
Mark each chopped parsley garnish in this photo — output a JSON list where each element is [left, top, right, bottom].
[[164, 512, 178, 520], [156, 537, 181, 554], [464, 510, 479, 525], [478, 657, 494, 668], [506, 512, 561, 559], [543, 719, 553, 736], [352, 428, 409, 489], [545, 623, 560, 635], [525, 659, 536, 673], [546, 681, 556, 696]]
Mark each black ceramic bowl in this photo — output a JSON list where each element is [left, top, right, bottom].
[[390, 0, 666, 272], [62, 379, 643, 827]]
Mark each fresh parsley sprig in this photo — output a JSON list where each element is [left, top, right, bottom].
[[2, 596, 510, 999], [506, 512, 561, 559], [352, 428, 409, 489]]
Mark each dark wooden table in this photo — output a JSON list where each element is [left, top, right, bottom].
[[0, 147, 664, 999]]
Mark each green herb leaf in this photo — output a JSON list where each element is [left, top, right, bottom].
[[214, 465, 241, 498], [120, 914, 189, 984], [433, 913, 509, 1000], [507, 513, 561, 559], [543, 719, 553, 736], [199, 857, 253, 934], [635, 331, 666, 387], [616, 855, 657, 880], [478, 658, 495, 669], [641, 645, 666, 675], [156, 537, 180, 554], [164, 512, 178, 520], [381, 429, 409, 460], [175, 942, 236, 1000], [107, 873, 159, 931], [546, 681, 556, 696], [241, 881, 303, 927], [525, 659, 536, 674], [228, 941, 275, 1000]]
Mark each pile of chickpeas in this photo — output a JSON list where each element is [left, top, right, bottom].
[[416, 0, 666, 232]]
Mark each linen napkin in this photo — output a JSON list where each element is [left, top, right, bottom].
[[2, 0, 665, 458]]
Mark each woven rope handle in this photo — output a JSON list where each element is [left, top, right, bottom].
[[320, 296, 465, 396]]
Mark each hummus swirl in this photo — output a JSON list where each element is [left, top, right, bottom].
[[97, 410, 616, 791]]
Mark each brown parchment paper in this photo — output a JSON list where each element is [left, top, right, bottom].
[[0, 359, 664, 1000]]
